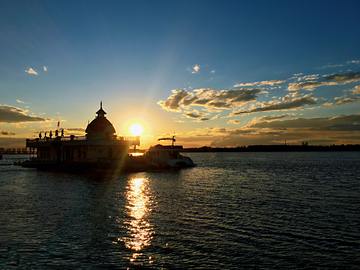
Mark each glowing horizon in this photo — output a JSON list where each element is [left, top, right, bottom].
[[1, 1, 360, 149]]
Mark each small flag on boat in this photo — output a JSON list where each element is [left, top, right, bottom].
[[57, 121, 60, 127]]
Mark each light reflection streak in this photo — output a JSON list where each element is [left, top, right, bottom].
[[121, 177, 153, 252]]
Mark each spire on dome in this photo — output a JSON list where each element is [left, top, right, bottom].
[[96, 101, 106, 117]]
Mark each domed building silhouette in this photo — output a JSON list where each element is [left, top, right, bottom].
[[25, 103, 140, 169], [85, 102, 116, 140]]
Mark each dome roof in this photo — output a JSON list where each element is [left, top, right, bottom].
[[85, 117, 116, 133], [85, 102, 116, 134]]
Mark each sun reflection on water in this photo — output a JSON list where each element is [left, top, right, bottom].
[[121, 177, 153, 252]]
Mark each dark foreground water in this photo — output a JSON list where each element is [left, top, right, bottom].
[[0, 152, 359, 269]]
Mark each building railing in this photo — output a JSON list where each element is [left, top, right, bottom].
[[26, 135, 140, 144], [0, 148, 36, 154]]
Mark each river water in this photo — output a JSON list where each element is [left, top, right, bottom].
[[0, 152, 359, 269]]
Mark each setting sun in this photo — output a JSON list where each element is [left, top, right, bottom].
[[130, 124, 143, 136]]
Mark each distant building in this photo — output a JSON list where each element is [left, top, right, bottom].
[[26, 103, 140, 164]]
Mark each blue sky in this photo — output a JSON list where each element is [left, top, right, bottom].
[[1, 0, 360, 148]]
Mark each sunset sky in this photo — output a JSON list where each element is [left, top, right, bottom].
[[1, 0, 360, 149]]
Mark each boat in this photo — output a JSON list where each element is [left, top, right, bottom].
[[143, 136, 196, 169]]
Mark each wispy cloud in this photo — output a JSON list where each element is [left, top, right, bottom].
[[25, 68, 38, 75], [43, 66, 47, 71], [16, 100, 25, 104], [234, 79, 287, 88], [317, 64, 344, 69], [347, 60, 360, 64]]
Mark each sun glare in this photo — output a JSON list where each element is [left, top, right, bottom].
[[130, 124, 143, 136]]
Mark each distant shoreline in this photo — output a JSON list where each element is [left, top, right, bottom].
[[182, 144, 360, 152], [127, 144, 360, 153]]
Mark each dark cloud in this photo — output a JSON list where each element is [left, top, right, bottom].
[[198, 118, 209, 122], [1, 130, 16, 136], [0, 105, 53, 123], [322, 97, 360, 107], [233, 94, 317, 115], [248, 114, 360, 131], [217, 89, 262, 105], [184, 113, 200, 119], [208, 114, 360, 147], [255, 114, 290, 122], [323, 71, 360, 82], [288, 71, 360, 91]]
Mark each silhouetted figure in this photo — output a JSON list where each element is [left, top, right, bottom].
[[44, 132, 47, 138], [61, 129, 64, 137], [39, 132, 42, 139], [55, 130, 58, 137], [50, 131, 52, 138]]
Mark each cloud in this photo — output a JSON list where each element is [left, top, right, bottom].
[[322, 97, 360, 107], [234, 79, 287, 88], [206, 114, 360, 147], [247, 114, 360, 131], [25, 68, 38, 75], [287, 81, 337, 91], [184, 112, 200, 119], [198, 117, 209, 122], [347, 60, 360, 64], [251, 114, 291, 124], [0, 105, 54, 123], [288, 71, 360, 91], [211, 114, 221, 120], [211, 70, 215, 73], [1, 130, 16, 136], [43, 66, 47, 71], [16, 99, 25, 104], [350, 85, 360, 95], [298, 74, 319, 81], [323, 71, 360, 83], [158, 88, 262, 112], [282, 92, 304, 101], [227, 119, 239, 124], [189, 64, 200, 73], [158, 90, 190, 112], [232, 94, 317, 115], [317, 64, 344, 69]]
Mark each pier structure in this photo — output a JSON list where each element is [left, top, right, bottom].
[[25, 103, 140, 165]]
